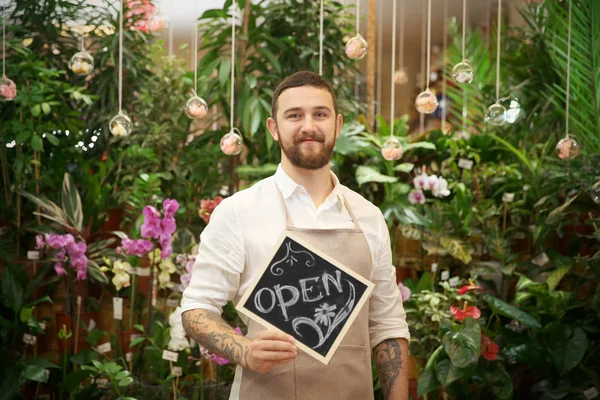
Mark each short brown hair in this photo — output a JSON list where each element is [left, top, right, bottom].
[[271, 71, 338, 119]]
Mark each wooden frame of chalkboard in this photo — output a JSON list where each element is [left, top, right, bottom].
[[235, 231, 374, 365]]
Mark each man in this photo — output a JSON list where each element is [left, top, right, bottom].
[[182, 71, 410, 400]]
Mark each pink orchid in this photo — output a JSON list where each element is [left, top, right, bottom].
[[141, 206, 162, 239], [119, 238, 154, 257], [426, 175, 439, 191], [44, 233, 74, 249], [54, 262, 66, 276], [413, 173, 429, 190], [35, 234, 45, 249], [180, 273, 192, 291], [161, 217, 176, 236], [397, 282, 412, 302], [56, 248, 67, 262], [163, 199, 180, 219], [408, 189, 426, 205]]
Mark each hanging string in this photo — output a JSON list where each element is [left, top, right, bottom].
[[319, 0, 324, 75], [376, 0, 382, 117], [426, 0, 432, 89], [399, 0, 405, 71], [442, 0, 448, 131], [80, 34, 84, 52], [420, 1, 426, 133], [564, 0, 572, 137], [2, 5, 5, 78], [118, 0, 124, 113], [355, 0, 360, 34], [495, 0, 502, 103], [461, 0, 467, 61], [390, 0, 397, 137], [486, 0, 492, 48], [230, 3, 236, 129], [462, 90, 467, 132], [168, 2, 173, 58], [193, 18, 198, 94]]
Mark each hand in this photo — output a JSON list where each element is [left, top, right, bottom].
[[244, 329, 299, 374]]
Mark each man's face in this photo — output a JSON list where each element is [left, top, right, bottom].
[[267, 86, 342, 170]]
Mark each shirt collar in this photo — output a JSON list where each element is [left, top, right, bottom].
[[274, 164, 343, 205]]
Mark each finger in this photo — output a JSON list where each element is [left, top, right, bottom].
[[253, 350, 299, 362], [255, 329, 295, 343], [253, 340, 298, 353]]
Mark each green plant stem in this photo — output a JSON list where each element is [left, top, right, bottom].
[[486, 311, 496, 330]]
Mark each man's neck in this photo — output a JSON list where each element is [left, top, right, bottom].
[[281, 158, 334, 208]]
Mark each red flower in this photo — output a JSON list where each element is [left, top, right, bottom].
[[480, 334, 499, 361], [458, 285, 483, 295], [450, 304, 481, 321], [198, 196, 224, 224]]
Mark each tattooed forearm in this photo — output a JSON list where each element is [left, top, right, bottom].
[[182, 309, 251, 367], [374, 338, 407, 400]]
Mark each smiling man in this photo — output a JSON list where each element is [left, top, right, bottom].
[[181, 71, 410, 400]]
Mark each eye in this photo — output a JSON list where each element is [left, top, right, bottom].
[[315, 112, 327, 118], [288, 113, 300, 119]]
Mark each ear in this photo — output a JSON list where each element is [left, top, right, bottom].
[[266, 117, 279, 142], [335, 114, 343, 140]]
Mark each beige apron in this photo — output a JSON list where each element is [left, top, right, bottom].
[[238, 190, 374, 400]]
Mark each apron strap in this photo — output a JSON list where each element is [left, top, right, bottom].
[[276, 184, 361, 230]]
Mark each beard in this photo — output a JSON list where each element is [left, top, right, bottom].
[[278, 128, 336, 170]]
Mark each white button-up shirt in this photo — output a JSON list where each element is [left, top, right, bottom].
[[182, 165, 410, 349]]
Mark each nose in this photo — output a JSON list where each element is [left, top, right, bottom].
[[301, 116, 316, 132]]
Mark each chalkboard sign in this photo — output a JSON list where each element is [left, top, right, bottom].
[[236, 232, 374, 365]]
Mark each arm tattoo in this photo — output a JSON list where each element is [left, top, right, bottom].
[[182, 310, 249, 367], [374, 339, 403, 399]]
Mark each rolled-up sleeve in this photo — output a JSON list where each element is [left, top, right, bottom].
[[368, 211, 410, 349], [181, 197, 245, 315]]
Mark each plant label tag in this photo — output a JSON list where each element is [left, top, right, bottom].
[[126, 352, 133, 362], [431, 263, 438, 273], [39, 322, 46, 331], [532, 252, 549, 267], [97, 342, 112, 354], [458, 158, 474, 170], [502, 193, 515, 203], [88, 319, 97, 331], [44, 369, 50, 379], [171, 366, 183, 377], [23, 333, 36, 345], [166, 299, 179, 308], [441, 271, 450, 281], [130, 333, 142, 342], [135, 267, 150, 277], [113, 297, 123, 320], [162, 350, 178, 362], [449, 276, 460, 287], [584, 387, 599, 399], [27, 251, 40, 260], [95, 378, 109, 388]]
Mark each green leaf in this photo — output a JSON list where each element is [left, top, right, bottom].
[[20, 307, 33, 323], [71, 348, 99, 365], [129, 337, 145, 348], [435, 358, 464, 387], [26, 295, 52, 307], [218, 59, 231, 88], [61, 172, 83, 231], [547, 265, 571, 291], [31, 136, 43, 152], [355, 166, 398, 186], [118, 377, 134, 387], [440, 237, 474, 264], [484, 294, 541, 329], [257, 47, 281, 73], [22, 365, 48, 383], [26, 357, 59, 370], [46, 133, 59, 146], [247, 74, 257, 89], [403, 141, 437, 151], [552, 327, 588, 375], [546, 194, 580, 225], [415, 272, 433, 293], [16, 130, 31, 143], [62, 369, 91, 392], [417, 368, 439, 396], [31, 104, 41, 117], [442, 318, 481, 368], [393, 163, 415, 173], [41, 103, 51, 115], [1, 265, 24, 312], [484, 362, 513, 399]]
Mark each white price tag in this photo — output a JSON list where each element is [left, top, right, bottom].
[[27, 251, 40, 260], [126, 352, 133, 362], [171, 366, 183, 376], [584, 387, 599, 399], [166, 298, 179, 308], [458, 158, 474, 170], [130, 333, 142, 341], [23, 333, 37, 345], [113, 297, 123, 320], [441, 271, 450, 281], [431, 263, 438, 273], [502, 193, 515, 203], [97, 342, 112, 354], [44, 369, 50, 379], [39, 322, 46, 331], [95, 378, 109, 388], [88, 319, 96, 331], [532, 252, 550, 267], [449, 276, 460, 287], [162, 350, 178, 362], [135, 267, 150, 277]]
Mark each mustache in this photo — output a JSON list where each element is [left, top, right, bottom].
[[293, 133, 325, 144]]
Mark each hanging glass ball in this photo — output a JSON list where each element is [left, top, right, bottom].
[[415, 89, 439, 114], [394, 68, 408, 85], [185, 96, 208, 120], [381, 137, 403, 161], [109, 112, 133, 137], [485, 103, 507, 126], [220, 129, 244, 156], [148, 11, 171, 33], [555, 136, 579, 160], [0, 75, 17, 102], [451, 60, 474, 84], [504, 97, 522, 124], [68, 50, 95, 76], [590, 180, 600, 204], [345, 34, 368, 60]]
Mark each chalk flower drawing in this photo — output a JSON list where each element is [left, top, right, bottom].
[[292, 281, 356, 349], [314, 303, 337, 326], [270, 240, 316, 276]]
